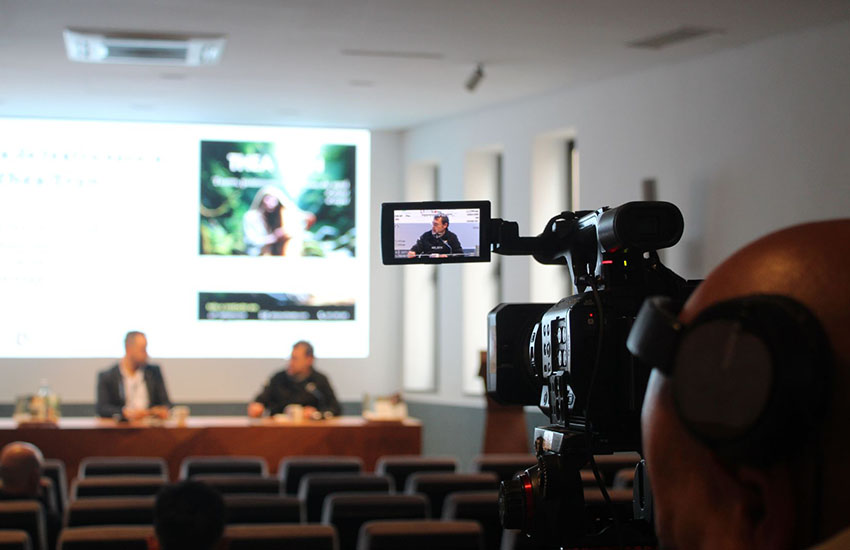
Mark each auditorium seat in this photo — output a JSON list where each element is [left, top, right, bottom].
[[590, 453, 641, 485], [224, 495, 302, 524], [584, 487, 634, 521], [442, 491, 502, 550], [192, 474, 282, 495], [179, 455, 268, 479], [42, 459, 68, 517], [580, 468, 604, 487], [374, 455, 456, 493], [64, 496, 155, 527], [278, 456, 363, 495], [0, 530, 31, 550], [78, 457, 168, 479], [37, 478, 58, 517], [472, 454, 536, 484], [0, 502, 46, 550], [500, 529, 551, 550], [321, 493, 429, 550], [57, 526, 154, 550], [612, 467, 636, 489], [298, 473, 392, 522], [356, 519, 484, 550], [404, 472, 500, 518], [224, 524, 338, 550], [70, 476, 166, 500]]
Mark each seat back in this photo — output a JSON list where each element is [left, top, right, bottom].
[[64, 496, 155, 527], [224, 495, 302, 524], [404, 472, 500, 518], [224, 524, 338, 550], [192, 474, 282, 495], [0, 501, 46, 550], [179, 456, 268, 479], [42, 459, 68, 517], [374, 455, 456, 493], [612, 467, 636, 489], [57, 526, 154, 550], [278, 456, 363, 495], [78, 457, 168, 480], [70, 476, 166, 500], [298, 473, 392, 522], [590, 453, 641, 485], [442, 491, 502, 550], [356, 519, 483, 550], [0, 530, 32, 550], [472, 454, 536, 485], [321, 493, 429, 550]]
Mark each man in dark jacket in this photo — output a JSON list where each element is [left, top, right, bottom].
[[407, 213, 463, 258], [96, 331, 172, 420], [247, 340, 341, 418]]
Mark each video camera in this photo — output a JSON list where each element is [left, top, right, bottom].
[[381, 200, 700, 548]]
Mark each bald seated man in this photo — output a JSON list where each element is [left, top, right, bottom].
[[0, 441, 43, 497], [640, 220, 850, 550], [0, 441, 61, 548]]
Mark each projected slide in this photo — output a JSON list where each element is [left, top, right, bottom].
[[0, 119, 370, 358]]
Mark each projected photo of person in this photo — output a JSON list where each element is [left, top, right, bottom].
[[243, 185, 315, 256], [407, 213, 463, 258], [199, 140, 357, 258]]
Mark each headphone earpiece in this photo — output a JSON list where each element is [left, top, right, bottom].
[[630, 294, 833, 465]]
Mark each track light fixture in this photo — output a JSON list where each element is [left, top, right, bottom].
[[465, 63, 485, 92]]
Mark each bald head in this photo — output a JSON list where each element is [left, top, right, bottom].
[[642, 219, 850, 549], [681, 220, 850, 363], [0, 441, 43, 496]]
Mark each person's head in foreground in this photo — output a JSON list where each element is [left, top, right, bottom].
[[0, 441, 43, 496], [640, 219, 850, 550], [154, 480, 225, 550]]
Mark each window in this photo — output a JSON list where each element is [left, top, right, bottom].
[[402, 163, 439, 391]]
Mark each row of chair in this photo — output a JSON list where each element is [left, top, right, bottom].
[[65, 471, 501, 521], [0, 520, 495, 550]]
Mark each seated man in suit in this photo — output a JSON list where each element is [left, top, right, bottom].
[[0, 441, 61, 550], [247, 340, 342, 419], [96, 331, 172, 420]]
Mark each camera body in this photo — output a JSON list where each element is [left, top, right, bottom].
[[381, 200, 699, 547]]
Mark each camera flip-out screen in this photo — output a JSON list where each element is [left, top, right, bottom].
[[381, 200, 491, 264]]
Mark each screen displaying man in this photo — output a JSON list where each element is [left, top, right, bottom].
[[247, 340, 341, 418], [407, 213, 463, 258], [96, 331, 172, 420], [639, 220, 850, 550]]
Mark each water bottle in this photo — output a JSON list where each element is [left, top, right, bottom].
[[33, 379, 50, 421]]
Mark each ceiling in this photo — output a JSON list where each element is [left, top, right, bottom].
[[1, 0, 848, 130]]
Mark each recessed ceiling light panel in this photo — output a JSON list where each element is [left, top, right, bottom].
[[63, 29, 226, 66]]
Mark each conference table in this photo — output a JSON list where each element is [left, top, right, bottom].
[[0, 416, 422, 482]]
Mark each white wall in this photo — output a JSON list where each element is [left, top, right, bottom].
[[0, 130, 406, 405], [403, 19, 850, 406]]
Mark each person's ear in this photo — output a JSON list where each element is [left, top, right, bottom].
[[733, 463, 795, 549]]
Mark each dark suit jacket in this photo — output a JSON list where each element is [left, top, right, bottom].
[[95, 364, 172, 418], [253, 368, 341, 417]]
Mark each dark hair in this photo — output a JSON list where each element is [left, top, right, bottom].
[[124, 331, 145, 348], [434, 213, 449, 227], [154, 481, 225, 550], [293, 340, 314, 358]]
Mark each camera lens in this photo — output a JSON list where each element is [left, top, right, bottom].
[[499, 475, 530, 530]]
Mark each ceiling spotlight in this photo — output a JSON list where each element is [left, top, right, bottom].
[[465, 63, 484, 92]]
